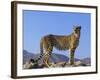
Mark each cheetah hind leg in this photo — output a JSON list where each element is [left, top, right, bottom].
[[43, 45, 53, 68], [43, 53, 51, 67]]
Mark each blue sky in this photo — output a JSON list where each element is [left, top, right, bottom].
[[23, 10, 91, 59]]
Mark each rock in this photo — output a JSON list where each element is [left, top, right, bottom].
[[75, 61, 82, 66]]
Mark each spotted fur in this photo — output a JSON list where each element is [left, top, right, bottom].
[[39, 26, 81, 67]]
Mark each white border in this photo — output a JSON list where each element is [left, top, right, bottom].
[[17, 3, 96, 76]]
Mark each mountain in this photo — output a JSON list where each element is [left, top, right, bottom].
[[23, 50, 82, 63], [23, 50, 69, 64], [23, 50, 35, 64], [23, 50, 91, 67], [81, 57, 91, 65], [49, 53, 69, 62]]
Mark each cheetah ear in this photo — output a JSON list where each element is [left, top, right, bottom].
[[79, 26, 81, 29], [73, 25, 76, 30]]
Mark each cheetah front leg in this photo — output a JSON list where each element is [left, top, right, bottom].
[[69, 49, 75, 65]]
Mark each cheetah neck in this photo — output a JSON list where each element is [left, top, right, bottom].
[[73, 33, 80, 39]]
